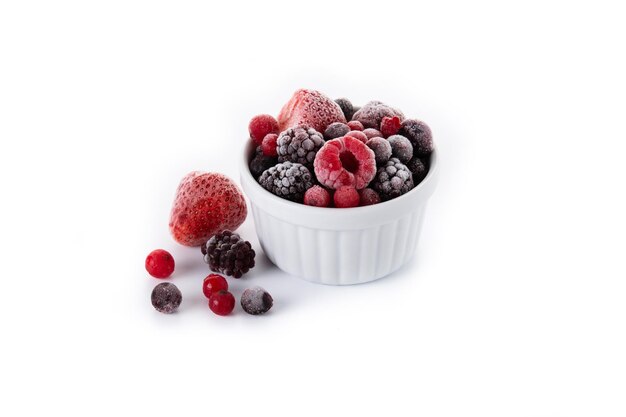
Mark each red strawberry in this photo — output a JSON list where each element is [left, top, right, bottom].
[[169, 172, 247, 247], [278, 89, 346, 133]]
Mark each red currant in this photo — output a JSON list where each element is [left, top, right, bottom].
[[145, 249, 175, 278], [202, 274, 228, 299], [209, 290, 236, 316]]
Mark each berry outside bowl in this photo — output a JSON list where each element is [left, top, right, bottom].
[[239, 140, 439, 285]]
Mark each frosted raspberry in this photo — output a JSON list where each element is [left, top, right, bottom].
[[352, 101, 405, 129], [347, 121, 364, 131], [333, 186, 360, 208], [399, 119, 433, 156], [249, 114, 279, 145], [278, 89, 346, 133], [261, 133, 278, 157], [388, 135, 413, 163], [345, 130, 368, 144], [314, 136, 376, 190], [366, 137, 392, 165], [380, 116, 401, 137], [304, 185, 331, 207], [359, 188, 381, 206], [335, 97, 355, 121], [324, 122, 350, 140], [363, 128, 383, 140]]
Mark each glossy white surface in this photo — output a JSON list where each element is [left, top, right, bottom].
[[240, 141, 438, 284]]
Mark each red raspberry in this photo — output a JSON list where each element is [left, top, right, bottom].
[[261, 133, 278, 157], [347, 120, 364, 131], [359, 188, 381, 206], [278, 89, 346, 133], [209, 290, 236, 316], [380, 116, 401, 137], [169, 172, 247, 247], [314, 136, 377, 190], [145, 249, 175, 278], [249, 114, 279, 145], [202, 274, 228, 299], [333, 186, 359, 208], [345, 130, 368, 144], [304, 185, 331, 207]]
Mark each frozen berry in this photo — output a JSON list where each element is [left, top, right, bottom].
[[169, 172, 247, 247], [277, 126, 324, 168], [304, 185, 331, 207], [314, 136, 376, 190], [387, 135, 413, 163], [261, 134, 279, 157], [203, 230, 255, 278], [363, 128, 383, 139], [347, 120, 364, 131], [258, 161, 314, 202], [335, 97, 355, 121], [366, 137, 392, 165], [202, 274, 228, 299], [380, 116, 401, 137], [399, 119, 433, 156], [345, 130, 368, 144], [249, 114, 279, 145], [278, 89, 346, 132], [145, 249, 175, 278], [324, 122, 350, 140], [406, 157, 428, 184], [372, 158, 414, 201], [359, 188, 381, 206], [352, 100, 405, 129], [241, 286, 273, 315], [151, 282, 182, 314], [249, 147, 277, 178], [209, 290, 235, 316], [333, 186, 360, 208]]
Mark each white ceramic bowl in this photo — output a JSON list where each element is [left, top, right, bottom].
[[239, 140, 439, 285]]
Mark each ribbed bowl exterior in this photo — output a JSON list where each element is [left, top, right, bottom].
[[240, 140, 438, 285]]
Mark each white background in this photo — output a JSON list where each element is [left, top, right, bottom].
[[1, 1, 625, 416]]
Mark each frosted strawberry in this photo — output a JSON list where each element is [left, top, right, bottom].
[[278, 89, 346, 133], [314, 136, 376, 190], [169, 172, 247, 247]]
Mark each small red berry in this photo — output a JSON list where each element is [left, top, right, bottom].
[[261, 133, 278, 157], [333, 186, 360, 208], [249, 114, 279, 145], [209, 290, 236, 316], [304, 185, 331, 207], [145, 249, 175, 278], [380, 116, 401, 137], [345, 130, 368, 144], [202, 274, 228, 299], [347, 120, 364, 131]]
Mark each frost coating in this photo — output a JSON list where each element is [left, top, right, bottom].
[[352, 100, 405, 129]]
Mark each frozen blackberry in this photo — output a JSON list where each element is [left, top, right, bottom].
[[277, 126, 324, 167], [151, 283, 182, 314], [241, 286, 273, 315], [387, 135, 413, 163], [250, 146, 277, 178], [399, 119, 433, 157], [203, 230, 255, 278], [335, 97, 355, 121], [407, 157, 428, 184], [324, 122, 350, 140], [258, 161, 314, 202], [366, 137, 392, 165], [372, 158, 414, 201]]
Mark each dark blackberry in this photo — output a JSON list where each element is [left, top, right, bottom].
[[203, 230, 255, 278], [277, 127, 324, 167], [399, 119, 433, 157], [407, 157, 428, 185], [151, 283, 182, 314], [335, 97, 355, 121], [324, 122, 350, 140], [249, 146, 277, 178], [240, 286, 273, 315], [372, 157, 414, 201], [258, 161, 314, 202]]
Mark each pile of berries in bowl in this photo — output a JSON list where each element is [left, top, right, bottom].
[[240, 89, 439, 285], [247, 89, 434, 208]]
